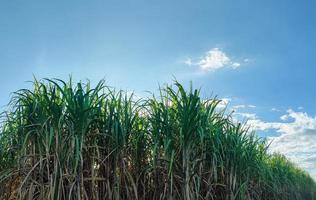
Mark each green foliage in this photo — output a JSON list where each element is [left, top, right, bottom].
[[0, 78, 315, 200]]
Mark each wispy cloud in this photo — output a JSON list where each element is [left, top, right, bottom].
[[234, 112, 257, 120], [271, 108, 281, 112], [232, 104, 256, 110], [184, 48, 247, 72]]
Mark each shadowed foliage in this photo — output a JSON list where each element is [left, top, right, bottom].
[[0, 78, 315, 200]]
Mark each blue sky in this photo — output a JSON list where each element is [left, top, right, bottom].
[[1, 0, 316, 177]]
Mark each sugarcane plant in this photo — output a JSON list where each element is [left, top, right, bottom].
[[0, 78, 315, 200]]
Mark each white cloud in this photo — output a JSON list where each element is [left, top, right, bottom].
[[247, 119, 282, 131], [231, 62, 241, 68], [245, 109, 316, 179], [234, 112, 257, 120], [233, 105, 246, 109], [271, 107, 281, 112], [280, 114, 289, 121], [184, 48, 246, 72], [232, 104, 256, 110], [198, 48, 232, 71]]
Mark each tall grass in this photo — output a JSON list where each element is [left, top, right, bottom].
[[0, 78, 315, 200]]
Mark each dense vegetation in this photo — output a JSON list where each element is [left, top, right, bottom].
[[0, 78, 315, 200]]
